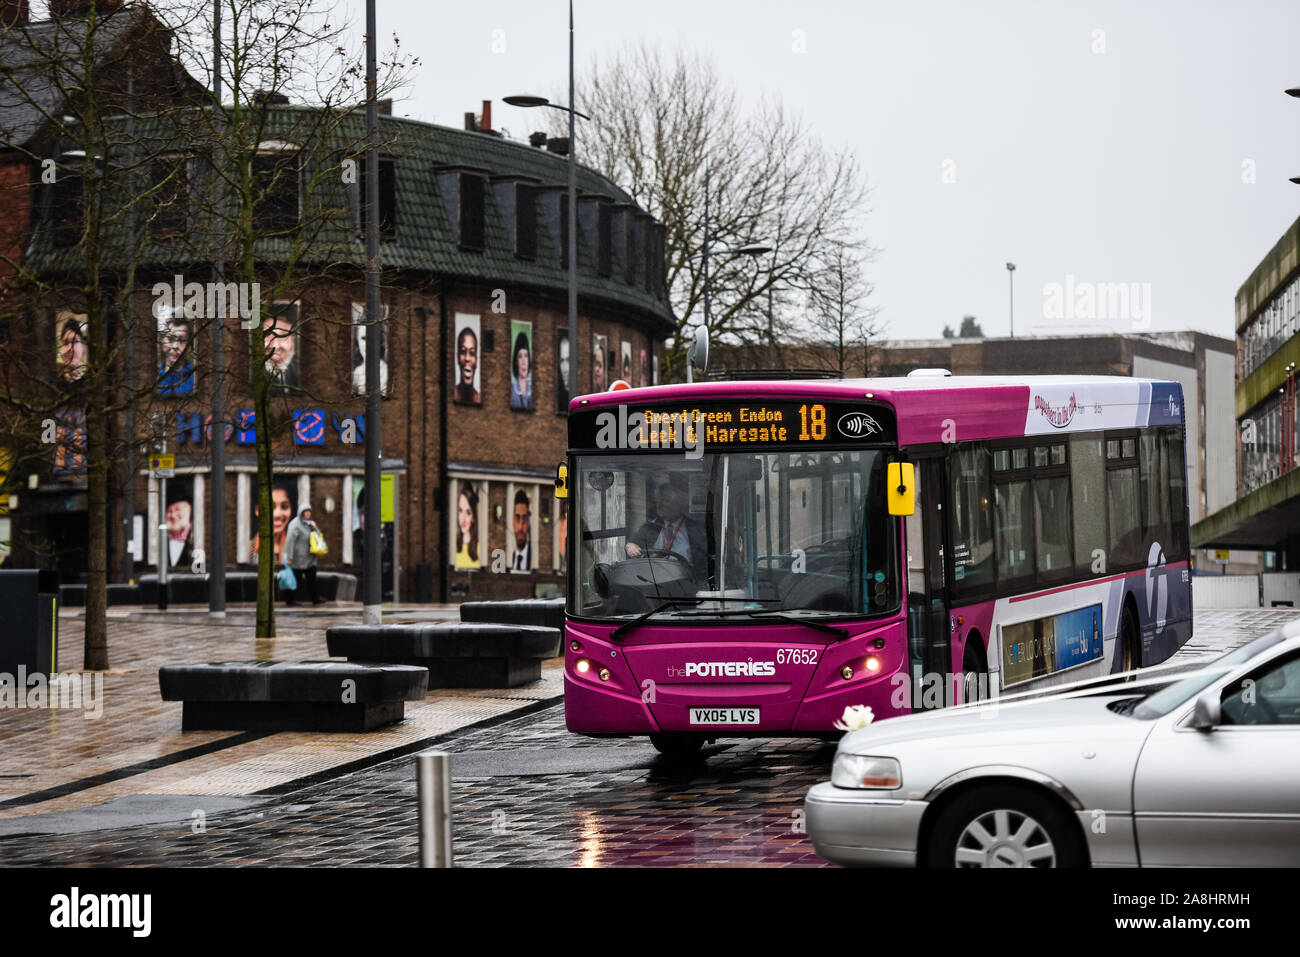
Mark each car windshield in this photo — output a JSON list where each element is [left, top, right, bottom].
[[569, 448, 898, 622], [1130, 632, 1286, 719]]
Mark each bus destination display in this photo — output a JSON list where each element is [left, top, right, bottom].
[[570, 400, 895, 452]]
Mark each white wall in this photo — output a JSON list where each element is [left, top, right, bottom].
[[1202, 347, 1237, 514]]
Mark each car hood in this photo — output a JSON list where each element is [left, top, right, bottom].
[[839, 693, 1153, 755]]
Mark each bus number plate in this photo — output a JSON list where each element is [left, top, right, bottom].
[[689, 707, 760, 725]]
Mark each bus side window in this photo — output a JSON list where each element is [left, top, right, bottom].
[[905, 468, 925, 599], [1164, 428, 1190, 559], [1106, 435, 1142, 568], [1071, 435, 1106, 574]]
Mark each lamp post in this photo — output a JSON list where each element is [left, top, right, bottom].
[[734, 244, 773, 365], [505, 3, 589, 395], [209, 0, 226, 617], [1288, 87, 1300, 185], [1006, 261, 1016, 338], [362, 0, 383, 624]]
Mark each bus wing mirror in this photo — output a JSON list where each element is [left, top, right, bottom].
[[554, 463, 569, 499], [887, 462, 915, 516]]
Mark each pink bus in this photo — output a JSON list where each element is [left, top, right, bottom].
[[561, 374, 1193, 757]]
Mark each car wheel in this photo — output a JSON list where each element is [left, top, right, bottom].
[[649, 733, 704, 759], [927, 785, 1083, 868], [1120, 604, 1140, 678]]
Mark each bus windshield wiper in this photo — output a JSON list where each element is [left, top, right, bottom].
[[610, 598, 707, 640], [674, 608, 849, 639], [610, 597, 772, 640]]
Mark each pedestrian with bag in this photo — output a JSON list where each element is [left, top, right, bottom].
[[283, 503, 327, 606]]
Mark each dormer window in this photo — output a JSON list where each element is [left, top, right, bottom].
[[350, 155, 397, 241], [436, 167, 488, 252], [493, 178, 538, 260], [252, 141, 301, 233]]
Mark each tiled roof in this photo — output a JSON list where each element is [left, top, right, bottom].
[[25, 104, 677, 334]]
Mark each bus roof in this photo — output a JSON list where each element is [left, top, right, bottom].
[[571, 374, 1185, 445]]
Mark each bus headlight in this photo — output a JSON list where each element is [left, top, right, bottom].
[[831, 754, 902, 790], [576, 659, 591, 674]]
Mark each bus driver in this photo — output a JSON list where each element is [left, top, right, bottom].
[[625, 483, 707, 579]]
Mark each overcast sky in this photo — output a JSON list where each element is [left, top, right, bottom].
[[340, 1, 1299, 343]]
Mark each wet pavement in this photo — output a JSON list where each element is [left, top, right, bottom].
[[0, 606, 1292, 867]]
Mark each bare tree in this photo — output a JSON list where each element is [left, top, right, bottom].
[[564, 43, 871, 379], [167, 0, 414, 637], [805, 239, 882, 376], [0, 2, 204, 669]]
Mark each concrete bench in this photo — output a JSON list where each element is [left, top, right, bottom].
[[327, 622, 561, 689], [459, 597, 566, 633], [59, 583, 142, 607], [158, 660, 428, 732], [137, 572, 358, 605]]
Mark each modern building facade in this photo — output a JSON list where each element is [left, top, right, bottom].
[[1193, 214, 1300, 566]]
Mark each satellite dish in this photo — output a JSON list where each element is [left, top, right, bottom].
[[687, 326, 710, 382]]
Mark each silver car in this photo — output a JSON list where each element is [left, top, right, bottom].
[[805, 626, 1300, 867]]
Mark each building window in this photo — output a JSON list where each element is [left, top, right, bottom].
[[516, 183, 537, 260], [458, 172, 485, 251], [50, 155, 84, 248], [596, 202, 612, 277], [351, 156, 397, 241], [150, 155, 190, 240], [252, 143, 301, 233]]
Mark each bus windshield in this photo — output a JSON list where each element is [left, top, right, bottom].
[[571, 448, 898, 622]]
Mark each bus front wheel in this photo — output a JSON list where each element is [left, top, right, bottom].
[[649, 733, 705, 759], [1120, 604, 1140, 677]]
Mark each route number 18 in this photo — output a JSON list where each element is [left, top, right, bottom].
[[799, 404, 827, 441]]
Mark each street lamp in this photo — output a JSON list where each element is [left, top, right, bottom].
[[1006, 262, 1016, 338], [735, 244, 774, 365], [504, 2, 587, 396], [1288, 88, 1299, 184]]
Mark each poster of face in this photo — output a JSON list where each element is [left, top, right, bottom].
[[351, 302, 390, 396], [156, 306, 195, 396], [450, 478, 483, 569], [592, 334, 608, 393], [249, 475, 297, 565], [638, 348, 648, 388], [55, 310, 88, 384], [509, 320, 533, 411], [508, 484, 534, 571], [556, 328, 570, 412], [620, 341, 632, 386], [260, 302, 300, 393], [453, 313, 481, 405], [164, 475, 195, 569]]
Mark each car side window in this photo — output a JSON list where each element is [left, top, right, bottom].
[[1220, 652, 1300, 725]]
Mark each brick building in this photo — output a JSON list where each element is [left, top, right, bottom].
[[1, 9, 675, 602]]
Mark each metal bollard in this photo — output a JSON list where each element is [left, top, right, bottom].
[[416, 751, 452, 867]]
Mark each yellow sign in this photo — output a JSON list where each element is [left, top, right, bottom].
[[380, 473, 395, 523], [1215, 549, 1230, 562], [149, 454, 175, 475]]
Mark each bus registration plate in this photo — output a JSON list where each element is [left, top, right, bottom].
[[689, 707, 760, 725]]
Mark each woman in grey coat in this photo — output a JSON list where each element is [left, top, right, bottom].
[[283, 503, 324, 606]]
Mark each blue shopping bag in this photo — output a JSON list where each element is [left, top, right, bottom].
[[278, 565, 297, 591]]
